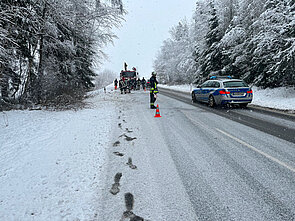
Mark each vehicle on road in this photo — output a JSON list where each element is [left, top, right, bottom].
[[120, 69, 138, 92], [191, 76, 253, 108], [120, 70, 137, 81]]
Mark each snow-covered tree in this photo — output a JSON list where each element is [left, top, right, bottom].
[[0, 0, 125, 106], [245, 0, 295, 87], [192, 0, 211, 68], [198, 0, 223, 81], [155, 0, 294, 88], [154, 19, 195, 84]]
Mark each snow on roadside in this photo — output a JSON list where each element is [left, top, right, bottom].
[[159, 84, 191, 93], [0, 88, 116, 220], [251, 86, 295, 112], [159, 84, 295, 112]]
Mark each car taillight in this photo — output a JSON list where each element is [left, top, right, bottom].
[[247, 90, 253, 94], [219, 90, 230, 95]]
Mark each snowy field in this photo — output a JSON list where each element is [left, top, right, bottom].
[[0, 86, 115, 220], [159, 84, 295, 112]]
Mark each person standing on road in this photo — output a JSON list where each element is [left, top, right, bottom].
[[141, 77, 146, 91], [114, 78, 118, 90], [149, 72, 158, 109], [119, 78, 127, 94], [137, 78, 141, 90]]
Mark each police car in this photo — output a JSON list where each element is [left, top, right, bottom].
[[191, 76, 253, 108]]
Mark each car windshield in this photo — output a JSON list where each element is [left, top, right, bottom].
[[223, 81, 248, 88]]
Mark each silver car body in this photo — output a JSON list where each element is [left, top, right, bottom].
[[191, 78, 253, 107]]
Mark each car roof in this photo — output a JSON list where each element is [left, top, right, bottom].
[[207, 78, 242, 82]]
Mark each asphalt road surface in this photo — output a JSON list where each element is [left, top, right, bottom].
[[100, 89, 295, 221]]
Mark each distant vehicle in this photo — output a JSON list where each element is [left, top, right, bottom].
[[191, 76, 253, 108], [120, 70, 137, 80], [120, 70, 138, 91]]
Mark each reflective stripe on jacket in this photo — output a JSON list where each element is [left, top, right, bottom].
[[150, 76, 158, 94]]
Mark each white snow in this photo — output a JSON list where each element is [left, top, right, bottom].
[[0, 86, 115, 220], [0, 85, 199, 220], [1, 83, 294, 220], [251, 86, 295, 112], [159, 84, 295, 112], [158, 84, 192, 93]]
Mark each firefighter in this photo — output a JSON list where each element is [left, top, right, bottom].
[[137, 78, 141, 90], [141, 77, 146, 90], [149, 72, 158, 109], [119, 78, 127, 94], [126, 79, 132, 93], [114, 78, 118, 90]]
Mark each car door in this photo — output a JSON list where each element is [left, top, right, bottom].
[[199, 81, 210, 101], [192, 83, 201, 101], [202, 81, 215, 102]]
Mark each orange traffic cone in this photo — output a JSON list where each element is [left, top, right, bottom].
[[154, 104, 162, 118]]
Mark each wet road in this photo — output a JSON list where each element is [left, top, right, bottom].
[[160, 91, 295, 220], [160, 87, 295, 143], [100, 89, 295, 221]]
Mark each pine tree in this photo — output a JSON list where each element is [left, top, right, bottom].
[[245, 0, 294, 87], [153, 0, 294, 88], [266, 0, 295, 87], [0, 0, 125, 107], [199, 1, 222, 80]]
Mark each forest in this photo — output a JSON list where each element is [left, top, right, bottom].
[[0, 0, 124, 109], [153, 0, 295, 88], [1, 0, 294, 109]]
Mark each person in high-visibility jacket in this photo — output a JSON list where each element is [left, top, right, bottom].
[[149, 72, 159, 109]]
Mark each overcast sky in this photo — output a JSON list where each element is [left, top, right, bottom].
[[100, 0, 197, 78]]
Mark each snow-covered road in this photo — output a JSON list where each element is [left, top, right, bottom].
[[1, 87, 295, 220], [99, 88, 295, 220]]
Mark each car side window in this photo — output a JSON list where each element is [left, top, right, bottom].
[[201, 82, 209, 88], [208, 81, 216, 88], [210, 81, 217, 88], [214, 82, 220, 88], [207, 81, 215, 88]]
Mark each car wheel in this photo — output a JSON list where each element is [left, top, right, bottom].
[[239, 103, 248, 108], [192, 92, 196, 103], [208, 95, 216, 108]]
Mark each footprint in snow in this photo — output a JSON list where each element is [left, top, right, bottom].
[[110, 172, 122, 195], [125, 128, 133, 133], [113, 152, 124, 157], [120, 193, 148, 221], [126, 157, 137, 169], [113, 141, 120, 147], [124, 134, 137, 141], [119, 133, 126, 138]]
